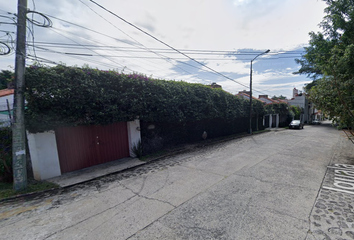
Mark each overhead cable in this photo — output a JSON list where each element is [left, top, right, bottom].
[[87, 0, 251, 89]]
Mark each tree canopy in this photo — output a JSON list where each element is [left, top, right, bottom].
[[271, 95, 287, 100], [295, 0, 354, 127], [0, 70, 13, 90]]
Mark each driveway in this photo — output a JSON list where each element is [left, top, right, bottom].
[[0, 122, 348, 239]]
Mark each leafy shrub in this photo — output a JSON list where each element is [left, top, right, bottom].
[[25, 65, 265, 133], [0, 127, 12, 182], [131, 140, 143, 158]]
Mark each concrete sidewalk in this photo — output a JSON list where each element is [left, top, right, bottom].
[[46, 157, 146, 187], [307, 130, 354, 240]]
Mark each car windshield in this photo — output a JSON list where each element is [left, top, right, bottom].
[[291, 120, 300, 124]]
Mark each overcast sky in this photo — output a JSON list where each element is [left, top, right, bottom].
[[0, 0, 327, 98]]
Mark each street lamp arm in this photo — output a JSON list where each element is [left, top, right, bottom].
[[251, 49, 270, 62]]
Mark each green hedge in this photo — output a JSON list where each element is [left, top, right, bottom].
[[25, 65, 266, 133], [0, 128, 12, 182]]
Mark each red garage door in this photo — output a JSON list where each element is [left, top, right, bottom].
[[55, 122, 129, 173]]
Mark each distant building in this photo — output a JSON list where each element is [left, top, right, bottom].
[[0, 88, 14, 127], [236, 91, 265, 102], [258, 95, 279, 104], [288, 87, 314, 123]]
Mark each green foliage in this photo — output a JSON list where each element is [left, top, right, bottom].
[[0, 70, 14, 89], [289, 105, 302, 120], [265, 103, 289, 115], [131, 140, 143, 159], [295, 0, 354, 128], [271, 95, 287, 100], [0, 127, 12, 182], [0, 180, 59, 200], [25, 65, 261, 133]]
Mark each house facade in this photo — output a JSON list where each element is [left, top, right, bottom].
[[288, 88, 314, 124]]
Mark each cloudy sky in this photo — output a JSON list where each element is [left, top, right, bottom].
[[0, 0, 327, 98]]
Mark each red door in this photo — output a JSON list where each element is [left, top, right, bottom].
[[55, 122, 129, 173]]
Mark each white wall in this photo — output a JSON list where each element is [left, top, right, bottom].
[[0, 94, 14, 110], [0, 94, 13, 127], [288, 95, 310, 123], [127, 120, 142, 157], [27, 131, 61, 180]]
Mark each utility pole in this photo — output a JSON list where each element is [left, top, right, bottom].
[[13, 0, 28, 191]]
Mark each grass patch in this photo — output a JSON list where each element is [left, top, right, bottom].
[[139, 150, 168, 162], [0, 181, 59, 200]]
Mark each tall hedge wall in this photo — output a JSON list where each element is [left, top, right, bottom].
[[25, 65, 266, 133]]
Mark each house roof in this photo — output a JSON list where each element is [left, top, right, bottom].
[[277, 99, 288, 104], [258, 96, 279, 104], [236, 93, 265, 103], [0, 89, 14, 97]]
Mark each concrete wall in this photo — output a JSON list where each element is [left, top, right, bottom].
[[127, 120, 142, 157], [0, 94, 13, 127], [27, 131, 61, 180], [0, 94, 14, 109]]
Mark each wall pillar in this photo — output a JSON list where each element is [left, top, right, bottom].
[[127, 119, 142, 157], [276, 114, 279, 128], [27, 131, 61, 180], [269, 114, 272, 128]]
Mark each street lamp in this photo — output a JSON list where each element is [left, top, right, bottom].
[[249, 49, 270, 134]]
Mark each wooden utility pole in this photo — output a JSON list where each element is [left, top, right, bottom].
[[13, 0, 27, 191]]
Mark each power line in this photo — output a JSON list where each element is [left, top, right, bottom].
[[3, 5, 291, 96], [24, 41, 306, 55], [86, 0, 252, 90], [78, 0, 214, 84], [43, 14, 193, 79], [28, 48, 305, 60]]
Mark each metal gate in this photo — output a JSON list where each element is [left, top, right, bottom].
[[55, 122, 129, 173]]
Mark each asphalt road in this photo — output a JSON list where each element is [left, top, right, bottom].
[[0, 122, 343, 239]]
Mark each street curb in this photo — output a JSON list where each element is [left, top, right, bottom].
[[0, 129, 276, 203]]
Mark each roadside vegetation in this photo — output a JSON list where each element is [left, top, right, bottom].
[[295, 0, 354, 130], [0, 127, 59, 200], [0, 181, 59, 200]]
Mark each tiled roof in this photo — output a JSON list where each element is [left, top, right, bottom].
[[259, 96, 279, 103], [236, 93, 265, 103], [0, 89, 14, 97], [278, 99, 288, 104]]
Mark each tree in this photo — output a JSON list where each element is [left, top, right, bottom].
[[294, 0, 354, 128], [271, 95, 287, 100], [0, 70, 14, 89], [290, 105, 302, 120]]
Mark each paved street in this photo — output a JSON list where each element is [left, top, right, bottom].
[[1, 122, 353, 239]]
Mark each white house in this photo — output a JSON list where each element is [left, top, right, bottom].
[[0, 88, 14, 127], [288, 88, 312, 124]]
